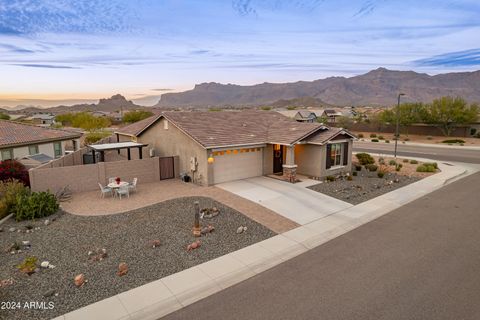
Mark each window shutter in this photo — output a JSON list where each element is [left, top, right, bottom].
[[343, 142, 349, 166], [326, 144, 332, 169]]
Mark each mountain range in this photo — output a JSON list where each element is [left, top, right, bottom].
[[157, 68, 480, 107]]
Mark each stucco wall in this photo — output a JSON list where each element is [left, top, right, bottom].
[[29, 157, 164, 193], [119, 118, 209, 185], [263, 144, 274, 175], [295, 144, 323, 177], [0, 140, 71, 161]]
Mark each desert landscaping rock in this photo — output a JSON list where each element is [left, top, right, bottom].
[[308, 170, 421, 205], [0, 196, 275, 320]]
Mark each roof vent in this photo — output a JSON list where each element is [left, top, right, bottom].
[[242, 123, 247, 127]]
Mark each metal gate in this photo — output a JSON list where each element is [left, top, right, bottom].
[[159, 156, 175, 180]]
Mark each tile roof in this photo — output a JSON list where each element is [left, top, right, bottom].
[[0, 120, 81, 148], [115, 110, 351, 148], [305, 127, 356, 144]]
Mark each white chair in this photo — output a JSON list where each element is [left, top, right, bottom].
[[116, 185, 129, 199], [128, 178, 138, 193], [108, 177, 115, 184], [98, 183, 113, 198]]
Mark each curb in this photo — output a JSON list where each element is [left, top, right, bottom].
[[56, 160, 471, 320]]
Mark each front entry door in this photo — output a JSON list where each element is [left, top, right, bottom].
[[273, 145, 283, 174]]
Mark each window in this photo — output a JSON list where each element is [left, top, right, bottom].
[[1, 149, 13, 160], [53, 142, 62, 158], [29, 145, 39, 155], [329, 143, 343, 167]]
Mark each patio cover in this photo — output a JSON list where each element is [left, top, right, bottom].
[[88, 142, 148, 162]]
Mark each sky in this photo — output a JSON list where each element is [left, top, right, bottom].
[[0, 0, 479, 107]]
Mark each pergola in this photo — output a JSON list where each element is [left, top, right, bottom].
[[88, 142, 148, 163]]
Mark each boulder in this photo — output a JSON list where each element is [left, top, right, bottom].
[[74, 274, 85, 287]]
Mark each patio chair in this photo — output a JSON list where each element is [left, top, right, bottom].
[[128, 178, 138, 193], [98, 183, 113, 198], [116, 185, 130, 199], [108, 177, 116, 184]]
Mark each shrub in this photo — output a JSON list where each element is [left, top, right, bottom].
[[423, 162, 438, 169], [355, 165, 362, 171], [17, 256, 37, 274], [370, 133, 377, 138], [286, 106, 296, 110], [403, 159, 409, 163], [388, 160, 397, 166], [410, 160, 418, 164], [442, 139, 465, 144], [0, 160, 30, 186], [326, 176, 336, 182], [385, 140, 390, 143], [416, 164, 435, 173], [357, 133, 364, 138], [260, 106, 272, 111], [365, 164, 378, 172], [352, 171, 357, 176], [404, 138, 410, 141], [123, 110, 153, 124], [208, 107, 222, 112], [395, 164, 402, 172], [14, 191, 59, 221], [378, 157, 385, 164], [378, 135, 384, 140], [371, 139, 379, 142], [0, 180, 29, 219], [355, 153, 375, 165], [377, 171, 385, 178], [84, 131, 111, 145], [347, 175, 353, 181], [426, 135, 433, 140]]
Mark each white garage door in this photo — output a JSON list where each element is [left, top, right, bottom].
[[213, 148, 263, 184]]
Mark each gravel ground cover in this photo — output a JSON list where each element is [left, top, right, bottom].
[[0, 196, 275, 320], [308, 169, 421, 205]]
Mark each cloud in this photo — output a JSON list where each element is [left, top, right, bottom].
[[414, 49, 480, 67], [151, 88, 173, 92], [0, 44, 35, 53], [190, 50, 210, 55], [11, 63, 80, 69]]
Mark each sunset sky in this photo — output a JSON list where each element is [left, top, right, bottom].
[[0, 0, 479, 107]]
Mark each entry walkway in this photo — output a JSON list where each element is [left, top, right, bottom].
[[217, 176, 353, 225]]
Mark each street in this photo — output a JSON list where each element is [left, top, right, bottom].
[[353, 141, 480, 164], [162, 145, 480, 320]]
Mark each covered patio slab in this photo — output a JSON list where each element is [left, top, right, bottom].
[[61, 179, 298, 234]]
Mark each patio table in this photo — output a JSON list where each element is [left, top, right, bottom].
[[107, 181, 129, 198]]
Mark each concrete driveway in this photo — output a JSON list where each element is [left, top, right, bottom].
[[216, 176, 352, 225]]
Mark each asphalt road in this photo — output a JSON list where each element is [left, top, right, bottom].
[[162, 171, 480, 320], [353, 141, 480, 164]]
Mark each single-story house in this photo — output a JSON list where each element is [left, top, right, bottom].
[[19, 153, 54, 169], [0, 120, 81, 162], [115, 111, 355, 186], [294, 111, 317, 123], [322, 109, 343, 123], [30, 113, 56, 126]]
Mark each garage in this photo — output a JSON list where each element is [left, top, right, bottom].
[[212, 147, 263, 184]]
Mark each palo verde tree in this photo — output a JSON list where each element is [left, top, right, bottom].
[[379, 102, 425, 135], [123, 110, 153, 124], [422, 96, 478, 136]]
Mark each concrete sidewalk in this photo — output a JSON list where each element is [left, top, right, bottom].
[[355, 140, 480, 150], [216, 176, 353, 225], [56, 160, 473, 320]]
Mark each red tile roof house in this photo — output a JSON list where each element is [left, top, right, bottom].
[[0, 120, 81, 163], [115, 110, 356, 185]]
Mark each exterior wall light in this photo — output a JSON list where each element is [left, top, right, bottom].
[[208, 155, 214, 164]]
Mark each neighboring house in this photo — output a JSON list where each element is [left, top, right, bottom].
[[294, 111, 317, 123], [115, 110, 355, 186], [322, 109, 343, 123], [30, 113, 56, 126], [0, 120, 81, 162], [109, 112, 123, 122], [19, 153, 54, 169]]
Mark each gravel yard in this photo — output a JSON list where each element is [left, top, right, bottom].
[[0, 196, 275, 320], [308, 169, 421, 205]]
